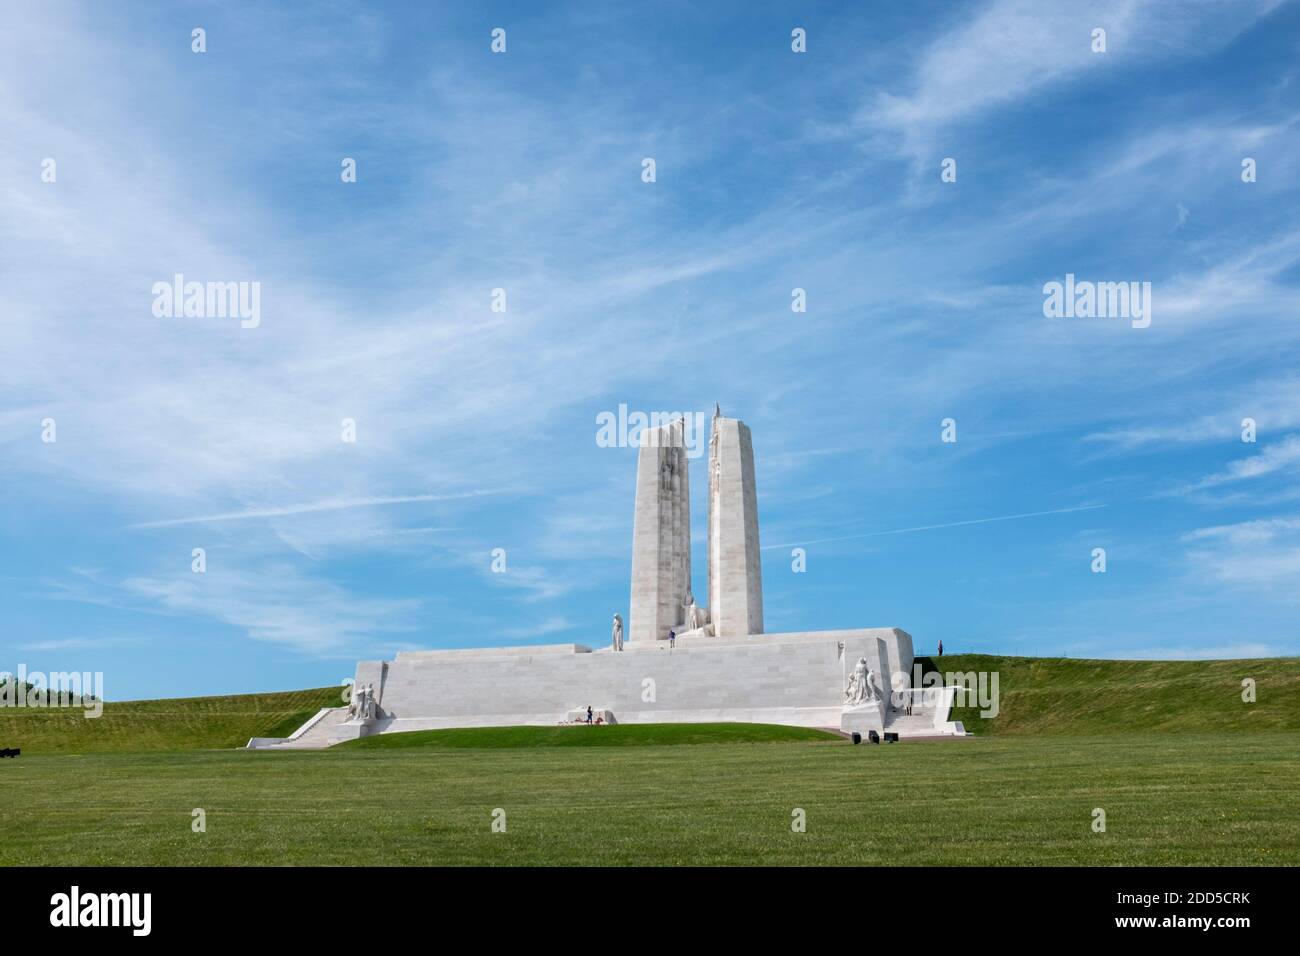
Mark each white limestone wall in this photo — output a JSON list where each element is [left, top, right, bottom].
[[628, 420, 691, 643], [359, 628, 914, 735], [708, 417, 764, 637]]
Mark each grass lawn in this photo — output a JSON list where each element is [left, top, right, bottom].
[[3, 655, 1297, 866], [928, 655, 1300, 734], [0, 686, 343, 752], [3, 731, 1297, 866], [339, 722, 840, 749]]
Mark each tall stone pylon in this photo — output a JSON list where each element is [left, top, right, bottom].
[[707, 406, 764, 637], [628, 419, 691, 643]]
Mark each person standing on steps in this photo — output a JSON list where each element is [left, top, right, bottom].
[[669, 629, 676, 649]]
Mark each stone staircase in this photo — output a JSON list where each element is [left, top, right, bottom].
[[883, 697, 936, 737], [881, 689, 966, 738], [245, 706, 351, 750], [884, 712, 941, 736]]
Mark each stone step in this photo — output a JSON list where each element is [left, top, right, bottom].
[[884, 715, 940, 735], [251, 707, 351, 749]]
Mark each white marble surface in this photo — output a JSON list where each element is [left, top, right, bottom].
[[629, 419, 692, 643], [353, 627, 915, 734], [319, 414, 972, 744], [708, 415, 764, 638]]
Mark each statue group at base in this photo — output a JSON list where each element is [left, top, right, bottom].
[[674, 592, 712, 639], [843, 657, 878, 706], [348, 682, 378, 721]]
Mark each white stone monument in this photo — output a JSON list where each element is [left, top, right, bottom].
[[274, 407, 970, 750], [628, 418, 692, 644], [707, 406, 764, 638]]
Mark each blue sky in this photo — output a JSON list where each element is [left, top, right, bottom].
[[3, 0, 1300, 700]]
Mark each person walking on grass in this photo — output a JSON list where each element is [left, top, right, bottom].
[[586, 705, 593, 725], [938, 639, 944, 657]]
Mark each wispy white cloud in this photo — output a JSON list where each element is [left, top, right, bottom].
[[37, 563, 422, 656], [126, 492, 505, 529], [122, 566, 423, 655], [861, 0, 1136, 154], [1083, 376, 1300, 453], [1184, 516, 1300, 545], [859, 0, 1281, 160], [499, 616, 574, 641], [17, 636, 144, 652], [1182, 515, 1300, 589], [475, 561, 573, 603], [362, 526, 460, 538], [763, 504, 1105, 550], [1178, 435, 1300, 494]]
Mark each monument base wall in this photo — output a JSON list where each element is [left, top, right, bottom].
[[353, 628, 914, 734]]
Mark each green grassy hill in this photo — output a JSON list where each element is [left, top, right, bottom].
[[3, 654, 1297, 754], [0, 686, 341, 752], [927, 654, 1300, 735]]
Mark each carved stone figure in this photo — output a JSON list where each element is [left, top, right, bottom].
[[682, 592, 707, 631], [352, 682, 377, 721], [845, 657, 876, 706], [611, 613, 624, 652], [660, 456, 677, 492]]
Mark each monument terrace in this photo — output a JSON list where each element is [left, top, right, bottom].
[[248, 408, 967, 749]]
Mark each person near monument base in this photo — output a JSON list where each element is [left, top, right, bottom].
[[669, 630, 676, 648]]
